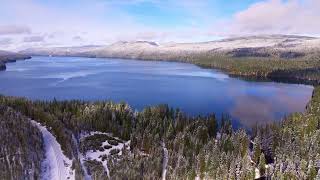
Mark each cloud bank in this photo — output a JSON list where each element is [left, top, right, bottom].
[[0, 25, 31, 35], [227, 0, 320, 35], [0, 0, 319, 50], [23, 36, 45, 42]]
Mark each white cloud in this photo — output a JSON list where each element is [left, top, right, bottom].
[[0, 0, 151, 49], [0, 38, 12, 45], [72, 36, 83, 42], [0, 0, 319, 50], [0, 0, 219, 50], [224, 0, 320, 36], [0, 25, 31, 35], [23, 36, 45, 42]]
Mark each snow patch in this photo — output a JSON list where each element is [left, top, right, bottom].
[[71, 134, 91, 180], [80, 131, 112, 140], [254, 167, 260, 179], [81, 131, 130, 178], [30, 120, 75, 180], [161, 142, 168, 180]]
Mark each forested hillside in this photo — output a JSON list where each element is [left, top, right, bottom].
[[0, 50, 31, 70], [194, 54, 320, 85], [0, 87, 319, 179], [19, 35, 320, 85], [0, 106, 44, 179]]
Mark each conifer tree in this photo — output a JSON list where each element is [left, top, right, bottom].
[[258, 153, 266, 177], [253, 136, 261, 164]]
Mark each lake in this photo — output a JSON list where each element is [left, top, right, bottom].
[[0, 56, 313, 127]]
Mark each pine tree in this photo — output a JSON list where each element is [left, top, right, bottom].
[[258, 153, 266, 177], [253, 136, 261, 164], [207, 114, 217, 138], [198, 151, 206, 179]]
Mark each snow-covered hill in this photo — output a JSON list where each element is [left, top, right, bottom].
[[20, 45, 103, 57], [20, 35, 320, 60]]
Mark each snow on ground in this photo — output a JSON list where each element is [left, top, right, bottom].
[[81, 131, 130, 178], [102, 35, 320, 54], [161, 141, 168, 180], [254, 167, 260, 179], [22, 35, 320, 58], [79, 153, 91, 180], [71, 135, 91, 180], [31, 120, 75, 180], [80, 131, 112, 140]]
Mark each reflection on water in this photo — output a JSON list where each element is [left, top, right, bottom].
[[0, 56, 314, 128]]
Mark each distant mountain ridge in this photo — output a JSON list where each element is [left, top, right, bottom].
[[19, 35, 320, 60]]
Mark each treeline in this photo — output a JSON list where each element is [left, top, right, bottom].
[[0, 96, 222, 179], [99, 51, 320, 85], [0, 62, 5, 70], [193, 54, 320, 85], [111, 86, 320, 179], [0, 96, 220, 159], [0, 53, 31, 71], [0, 105, 44, 179], [0, 87, 319, 179]]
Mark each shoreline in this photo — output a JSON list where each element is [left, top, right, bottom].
[[22, 54, 320, 86], [0, 56, 32, 70]]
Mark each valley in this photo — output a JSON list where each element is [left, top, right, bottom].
[[0, 35, 319, 179], [1, 0, 320, 179], [0, 86, 319, 179]]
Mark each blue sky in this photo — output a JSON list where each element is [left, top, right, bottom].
[[0, 0, 319, 50], [119, 0, 259, 26], [34, 0, 262, 29]]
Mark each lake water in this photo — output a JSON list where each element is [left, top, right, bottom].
[[0, 56, 314, 127]]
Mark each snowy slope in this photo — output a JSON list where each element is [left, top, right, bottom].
[[80, 131, 130, 178], [94, 35, 320, 57], [18, 35, 319, 56], [19, 35, 320, 60], [31, 120, 75, 180]]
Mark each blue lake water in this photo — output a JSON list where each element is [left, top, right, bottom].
[[0, 56, 314, 127]]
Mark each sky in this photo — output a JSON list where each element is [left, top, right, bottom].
[[0, 0, 320, 50]]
